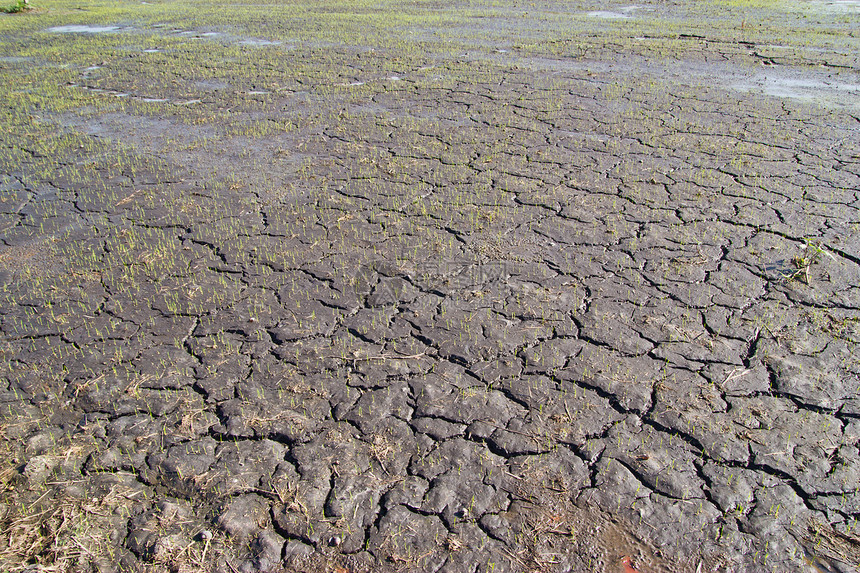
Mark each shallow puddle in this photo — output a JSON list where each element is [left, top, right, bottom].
[[586, 10, 630, 18], [46, 24, 123, 34], [731, 74, 860, 108], [586, 5, 639, 18], [46, 24, 284, 49], [194, 79, 229, 91], [238, 38, 283, 47], [804, 0, 860, 11]]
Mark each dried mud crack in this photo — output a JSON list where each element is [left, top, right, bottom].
[[1, 1, 859, 572]]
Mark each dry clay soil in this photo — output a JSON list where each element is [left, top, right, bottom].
[[2, 1, 860, 572]]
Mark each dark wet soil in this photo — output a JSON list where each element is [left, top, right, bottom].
[[1, 1, 860, 572]]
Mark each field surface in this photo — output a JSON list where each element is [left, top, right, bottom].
[[1, 0, 859, 571]]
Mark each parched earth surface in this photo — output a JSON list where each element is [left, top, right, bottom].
[[1, 1, 859, 572]]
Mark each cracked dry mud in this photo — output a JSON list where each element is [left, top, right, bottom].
[[1, 0, 859, 572]]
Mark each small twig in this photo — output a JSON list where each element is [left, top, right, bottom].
[[723, 368, 751, 385], [71, 536, 97, 557], [502, 547, 528, 568], [200, 530, 212, 563], [564, 400, 574, 424]]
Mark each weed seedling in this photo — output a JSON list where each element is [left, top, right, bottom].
[[782, 240, 833, 285], [1, 0, 29, 13]]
